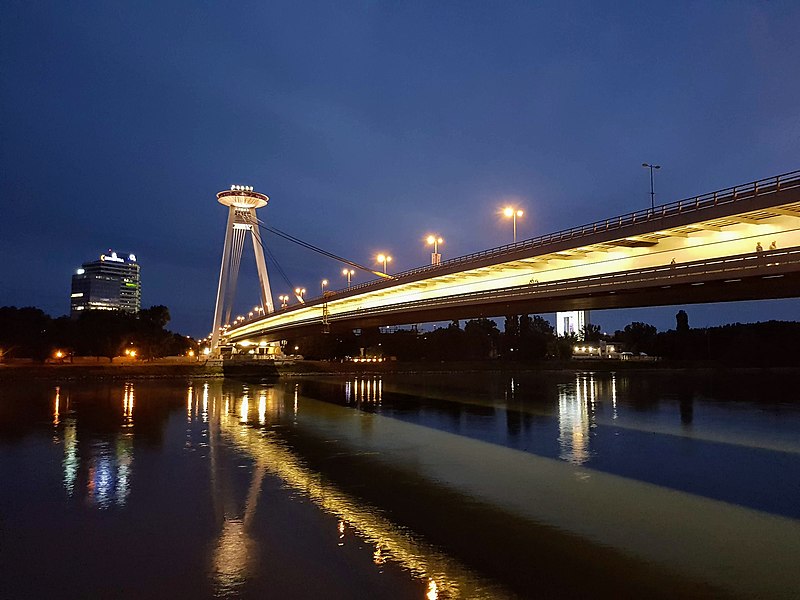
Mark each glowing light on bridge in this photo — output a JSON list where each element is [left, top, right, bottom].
[[426, 235, 443, 266], [502, 207, 524, 243], [376, 254, 392, 274]]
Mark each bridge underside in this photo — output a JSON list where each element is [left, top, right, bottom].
[[334, 264, 800, 329], [238, 248, 800, 342]]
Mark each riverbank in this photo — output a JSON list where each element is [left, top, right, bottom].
[[1, 357, 797, 381]]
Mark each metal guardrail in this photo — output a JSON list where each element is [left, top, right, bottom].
[[328, 169, 800, 298]]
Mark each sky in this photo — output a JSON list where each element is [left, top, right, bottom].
[[1, 1, 799, 336]]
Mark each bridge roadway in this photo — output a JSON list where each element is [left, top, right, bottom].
[[228, 170, 800, 343]]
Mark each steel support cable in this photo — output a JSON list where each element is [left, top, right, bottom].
[[248, 213, 295, 289], [225, 227, 246, 325], [246, 212, 304, 310], [223, 232, 239, 325], [228, 229, 245, 303], [264, 245, 296, 291], [252, 217, 390, 279], [249, 219, 296, 292]]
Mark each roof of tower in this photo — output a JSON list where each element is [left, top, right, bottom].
[[217, 185, 268, 209]]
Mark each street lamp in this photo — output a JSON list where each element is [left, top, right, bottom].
[[342, 268, 355, 288], [503, 207, 524, 243], [426, 235, 443, 265], [642, 163, 661, 210], [376, 254, 392, 274], [321, 279, 328, 295]]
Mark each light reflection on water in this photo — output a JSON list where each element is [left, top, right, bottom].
[[55, 382, 135, 508], [193, 381, 505, 599], [556, 374, 598, 464], [3, 373, 800, 599], [296, 373, 800, 599]]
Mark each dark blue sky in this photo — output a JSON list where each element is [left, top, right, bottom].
[[2, 1, 798, 336]]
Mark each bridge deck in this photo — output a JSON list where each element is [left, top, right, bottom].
[[229, 170, 800, 342]]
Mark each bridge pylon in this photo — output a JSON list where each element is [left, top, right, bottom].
[[210, 185, 274, 355]]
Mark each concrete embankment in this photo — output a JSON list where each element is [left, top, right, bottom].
[[0, 361, 224, 381], [0, 357, 754, 381]]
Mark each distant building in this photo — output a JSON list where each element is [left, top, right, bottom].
[[572, 341, 620, 359], [71, 251, 141, 316], [556, 310, 589, 339]]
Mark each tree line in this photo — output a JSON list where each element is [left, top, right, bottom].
[[289, 310, 800, 367], [4, 304, 796, 367], [289, 316, 575, 362], [0, 305, 194, 362]]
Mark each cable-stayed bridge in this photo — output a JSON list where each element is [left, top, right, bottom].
[[215, 171, 800, 349]]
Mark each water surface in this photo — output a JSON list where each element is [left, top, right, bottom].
[[1, 370, 798, 598]]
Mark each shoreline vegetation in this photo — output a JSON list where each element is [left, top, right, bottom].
[[1, 357, 798, 382], [3, 305, 799, 381]]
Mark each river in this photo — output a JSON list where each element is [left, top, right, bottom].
[[1, 370, 799, 599]]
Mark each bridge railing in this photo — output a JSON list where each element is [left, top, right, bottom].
[[246, 246, 800, 335], [304, 169, 800, 303]]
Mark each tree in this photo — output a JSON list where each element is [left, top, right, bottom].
[[621, 321, 658, 354], [139, 305, 170, 329], [549, 333, 577, 359], [581, 323, 602, 342], [504, 315, 519, 337], [676, 310, 689, 333], [133, 306, 175, 360], [421, 325, 464, 360], [502, 315, 520, 357], [0, 306, 53, 362], [463, 318, 500, 359], [75, 310, 133, 362], [0, 304, 193, 362], [518, 315, 554, 360]]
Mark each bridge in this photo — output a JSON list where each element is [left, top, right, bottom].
[[223, 170, 800, 346]]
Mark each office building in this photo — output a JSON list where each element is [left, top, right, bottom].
[[71, 251, 141, 316], [556, 310, 589, 339]]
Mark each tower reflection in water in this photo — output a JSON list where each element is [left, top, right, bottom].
[[53, 382, 135, 508], [194, 380, 498, 600]]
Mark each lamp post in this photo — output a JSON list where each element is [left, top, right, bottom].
[[342, 268, 354, 288], [321, 279, 328, 295], [503, 207, 524, 243], [376, 254, 392, 274], [642, 163, 661, 210], [426, 235, 443, 265]]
